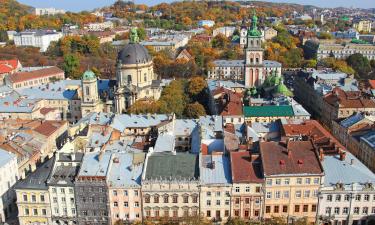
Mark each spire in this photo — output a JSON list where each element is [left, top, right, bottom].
[[248, 10, 261, 37], [130, 27, 139, 43]]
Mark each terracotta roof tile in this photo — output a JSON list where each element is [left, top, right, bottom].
[[33, 121, 64, 137], [260, 141, 323, 176], [8, 66, 64, 84], [230, 151, 263, 183]]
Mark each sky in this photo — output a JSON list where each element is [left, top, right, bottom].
[[18, 0, 374, 12]]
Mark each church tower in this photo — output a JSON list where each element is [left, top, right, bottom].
[[81, 70, 99, 117], [244, 12, 265, 87]]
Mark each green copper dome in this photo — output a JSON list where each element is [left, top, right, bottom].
[[82, 70, 96, 80], [248, 11, 262, 37]]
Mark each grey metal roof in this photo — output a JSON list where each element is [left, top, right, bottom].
[[15, 157, 54, 190], [340, 113, 365, 128], [144, 153, 199, 181], [117, 43, 151, 65], [47, 165, 79, 186], [200, 154, 232, 185], [0, 148, 16, 168]]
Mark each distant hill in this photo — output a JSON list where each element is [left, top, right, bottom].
[[0, 0, 32, 29]]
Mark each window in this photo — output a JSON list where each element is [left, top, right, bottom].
[[334, 207, 340, 214], [335, 195, 341, 202], [207, 200, 211, 206], [114, 202, 118, 207], [275, 191, 281, 199], [154, 196, 159, 203], [354, 207, 359, 214], [266, 192, 272, 199], [207, 191, 211, 197], [134, 202, 139, 207], [235, 187, 240, 192], [363, 207, 368, 214], [305, 178, 311, 184], [53, 197, 57, 203], [113, 190, 117, 196], [312, 205, 317, 212], [313, 178, 319, 184], [145, 195, 150, 203], [225, 210, 229, 217], [172, 195, 178, 203], [225, 199, 230, 205], [303, 205, 308, 212], [294, 205, 300, 213], [124, 190, 128, 196], [216, 200, 220, 206], [32, 195, 36, 202], [344, 194, 350, 201], [52, 188, 56, 193], [304, 190, 310, 198], [163, 195, 169, 203], [343, 207, 349, 214], [134, 190, 139, 196], [295, 191, 301, 198], [255, 187, 261, 193], [283, 205, 288, 213], [365, 194, 370, 201], [235, 198, 240, 204], [327, 195, 332, 202], [355, 195, 361, 201], [284, 179, 290, 185], [40, 195, 45, 202], [42, 209, 46, 215], [266, 179, 272, 186], [313, 190, 318, 197], [325, 207, 331, 215], [284, 191, 289, 198], [276, 179, 281, 185], [207, 210, 211, 217], [124, 202, 128, 207], [297, 178, 302, 184], [372, 207, 375, 214], [216, 191, 221, 197], [183, 196, 189, 203], [266, 206, 271, 213], [33, 209, 38, 215], [245, 198, 250, 204], [245, 186, 250, 192], [192, 195, 198, 203], [274, 206, 279, 213]]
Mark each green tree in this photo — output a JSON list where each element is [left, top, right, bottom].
[[211, 34, 230, 49], [321, 57, 355, 75], [318, 32, 333, 39], [347, 53, 372, 78], [184, 102, 206, 118], [62, 54, 80, 79], [137, 27, 147, 41]]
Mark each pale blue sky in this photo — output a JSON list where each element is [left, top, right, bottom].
[[18, 0, 373, 12]]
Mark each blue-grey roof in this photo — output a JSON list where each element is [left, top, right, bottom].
[[0, 91, 39, 113], [76, 112, 114, 127], [87, 131, 112, 148], [111, 114, 169, 131], [18, 80, 81, 101], [340, 113, 365, 128], [107, 153, 144, 188], [153, 133, 175, 153], [174, 119, 198, 136], [200, 155, 232, 185], [323, 153, 375, 187], [78, 152, 111, 177], [251, 122, 279, 133], [0, 148, 16, 168], [312, 70, 347, 81], [207, 80, 245, 92], [15, 157, 54, 190], [360, 131, 375, 149]]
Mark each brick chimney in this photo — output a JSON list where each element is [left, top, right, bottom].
[[319, 148, 324, 161], [339, 148, 346, 161]]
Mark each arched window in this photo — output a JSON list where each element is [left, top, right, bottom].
[[127, 75, 132, 84], [85, 86, 89, 96]]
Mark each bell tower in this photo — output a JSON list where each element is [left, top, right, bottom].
[[244, 12, 265, 87]]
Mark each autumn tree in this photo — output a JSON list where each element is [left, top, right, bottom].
[[321, 57, 355, 75], [185, 102, 206, 118], [346, 53, 372, 78]]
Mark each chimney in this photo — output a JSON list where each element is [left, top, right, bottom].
[[339, 148, 346, 161], [319, 148, 324, 161], [71, 153, 75, 161], [350, 159, 355, 165]]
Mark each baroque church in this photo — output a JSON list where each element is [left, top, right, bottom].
[[79, 28, 164, 117]]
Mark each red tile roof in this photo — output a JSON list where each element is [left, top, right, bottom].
[[0, 59, 19, 74], [33, 121, 64, 137], [260, 141, 323, 176], [212, 87, 243, 116], [230, 151, 263, 183], [324, 87, 375, 109], [8, 66, 64, 84], [39, 107, 56, 115]]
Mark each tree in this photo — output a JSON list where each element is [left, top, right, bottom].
[[211, 34, 230, 49], [318, 32, 333, 40], [184, 102, 206, 118], [321, 57, 355, 75], [346, 53, 372, 78], [62, 54, 80, 79], [188, 76, 207, 97]]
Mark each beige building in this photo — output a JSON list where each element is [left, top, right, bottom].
[[142, 152, 200, 220], [317, 43, 375, 60], [230, 151, 264, 221], [260, 141, 324, 223], [353, 20, 372, 33], [263, 27, 278, 40]]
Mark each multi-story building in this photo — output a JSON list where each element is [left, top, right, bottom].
[[75, 152, 111, 225], [213, 27, 236, 38], [13, 30, 63, 52], [317, 43, 375, 60], [84, 21, 114, 32], [230, 151, 263, 221], [142, 152, 200, 220], [14, 158, 53, 225], [107, 152, 144, 224], [34, 8, 65, 16], [199, 154, 232, 222], [47, 152, 83, 225], [318, 150, 375, 225], [0, 149, 19, 223], [353, 20, 372, 33], [263, 27, 278, 40], [260, 140, 324, 223]]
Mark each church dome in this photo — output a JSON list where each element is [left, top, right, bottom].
[[82, 70, 96, 80], [117, 43, 152, 65]]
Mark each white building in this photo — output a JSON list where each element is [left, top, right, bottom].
[[0, 149, 19, 223], [198, 20, 215, 28], [85, 21, 114, 31], [318, 151, 375, 225], [13, 30, 63, 52], [34, 8, 65, 16], [213, 27, 236, 38]]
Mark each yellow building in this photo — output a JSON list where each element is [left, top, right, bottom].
[[15, 159, 53, 225], [260, 141, 324, 224], [353, 20, 372, 33]]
